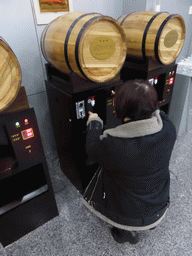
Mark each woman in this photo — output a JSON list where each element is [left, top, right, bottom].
[[83, 79, 176, 244]]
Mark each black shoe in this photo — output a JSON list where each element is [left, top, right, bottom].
[[111, 227, 139, 244]]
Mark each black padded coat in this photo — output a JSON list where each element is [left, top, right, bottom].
[[83, 110, 176, 230]]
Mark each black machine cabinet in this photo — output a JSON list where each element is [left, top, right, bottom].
[[0, 107, 58, 247], [120, 59, 177, 113], [45, 60, 177, 193], [45, 65, 122, 193]]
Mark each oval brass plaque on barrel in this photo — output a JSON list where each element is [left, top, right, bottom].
[[164, 30, 178, 48], [90, 36, 116, 60]]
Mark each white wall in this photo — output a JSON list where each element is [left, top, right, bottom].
[[122, 0, 147, 15], [71, 0, 123, 19]]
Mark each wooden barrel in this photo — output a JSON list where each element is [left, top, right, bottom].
[[0, 38, 21, 112], [41, 12, 127, 83], [118, 11, 186, 65]]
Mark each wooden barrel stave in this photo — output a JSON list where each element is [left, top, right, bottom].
[[144, 13, 170, 62], [156, 15, 186, 64], [41, 15, 71, 73], [41, 12, 127, 83], [66, 13, 102, 75], [0, 38, 21, 112], [78, 17, 126, 81], [118, 11, 186, 65]]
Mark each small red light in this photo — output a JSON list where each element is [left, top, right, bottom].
[[169, 78, 174, 84], [91, 96, 95, 100], [24, 119, 28, 123]]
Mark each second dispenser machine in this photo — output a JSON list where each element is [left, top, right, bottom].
[[42, 11, 185, 193]]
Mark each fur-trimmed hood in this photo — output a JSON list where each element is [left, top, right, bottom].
[[100, 109, 163, 139]]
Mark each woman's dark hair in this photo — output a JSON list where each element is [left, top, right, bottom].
[[114, 79, 158, 121]]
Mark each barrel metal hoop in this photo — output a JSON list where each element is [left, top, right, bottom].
[[142, 12, 165, 60], [41, 23, 52, 61], [155, 14, 175, 64], [75, 15, 103, 80], [64, 13, 101, 72], [118, 13, 135, 26]]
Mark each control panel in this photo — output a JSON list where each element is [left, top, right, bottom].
[[75, 96, 96, 120], [148, 66, 177, 106], [0, 108, 45, 174], [74, 86, 121, 130], [9, 116, 36, 155]]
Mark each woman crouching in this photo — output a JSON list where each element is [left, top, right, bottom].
[[83, 79, 176, 244]]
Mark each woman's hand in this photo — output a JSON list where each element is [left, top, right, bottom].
[[88, 111, 99, 121]]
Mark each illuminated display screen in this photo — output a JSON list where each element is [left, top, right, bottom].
[[21, 128, 34, 140]]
